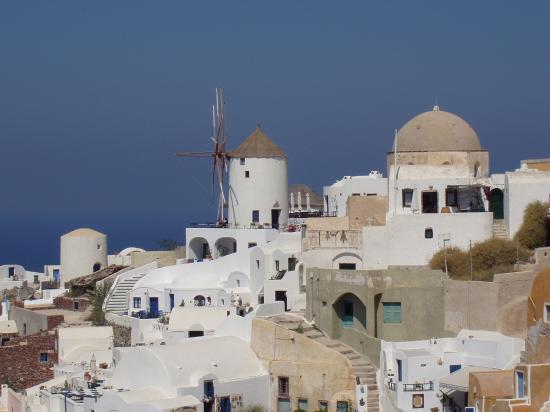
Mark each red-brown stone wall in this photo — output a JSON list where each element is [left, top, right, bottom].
[[53, 296, 90, 312], [0, 333, 57, 390]]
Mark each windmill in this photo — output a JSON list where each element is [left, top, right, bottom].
[[176, 88, 229, 225]]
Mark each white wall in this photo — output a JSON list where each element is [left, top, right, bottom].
[[363, 212, 494, 269], [60, 233, 107, 286], [324, 174, 388, 217], [228, 157, 288, 228], [505, 170, 550, 237]]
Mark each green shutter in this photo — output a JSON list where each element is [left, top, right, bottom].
[[383, 302, 402, 323]]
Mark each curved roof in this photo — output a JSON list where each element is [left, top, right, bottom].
[[394, 106, 482, 152], [62, 228, 106, 238], [229, 126, 287, 158], [118, 247, 146, 257], [470, 370, 514, 398]]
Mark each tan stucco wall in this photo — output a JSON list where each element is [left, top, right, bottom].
[[347, 196, 388, 229], [528, 268, 550, 327], [523, 161, 550, 171], [305, 217, 349, 231], [130, 249, 186, 268], [468, 370, 513, 409], [507, 364, 550, 412], [386, 150, 490, 177], [250, 318, 354, 412]]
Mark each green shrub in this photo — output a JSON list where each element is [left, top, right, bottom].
[[87, 283, 108, 325], [430, 238, 531, 281], [515, 201, 550, 249]]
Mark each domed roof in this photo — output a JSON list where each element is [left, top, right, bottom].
[[62, 228, 106, 238], [394, 106, 482, 152]]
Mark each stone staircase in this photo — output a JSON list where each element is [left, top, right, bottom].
[[493, 219, 508, 240], [103, 263, 157, 313], [541, 397, 550, 412], [268, 313, 380, 412]]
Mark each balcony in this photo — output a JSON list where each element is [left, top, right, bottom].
[[387, 381, 434, 392]]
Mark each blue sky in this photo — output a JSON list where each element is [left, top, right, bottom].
[[1, 2, 549, 270]]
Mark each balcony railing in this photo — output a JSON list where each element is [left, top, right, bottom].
[[289, 211, 336, 218], [387, 382, 434, 392]]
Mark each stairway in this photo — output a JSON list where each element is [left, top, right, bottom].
[[267, 313, 380, 412], [541, 398, 550, 412], [493, 219, 508, 240], [104, 271, 149, 314]]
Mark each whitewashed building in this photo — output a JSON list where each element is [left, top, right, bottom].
[[379, 330, 524, 412]]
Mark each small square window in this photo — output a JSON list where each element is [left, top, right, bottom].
[[383, 302, 402, 323], [402, 189, 413, 208], [319, 401, 328, 412], [425, 228, 433, 239], [278, 377, 289, 397], [73, 301, 80, 310], [39, 353, 48, 363], [240, 158, 245, 165], [298, 399, 309, 411], [133, 297, 141, 309], [248, 242, 257, 248], [245, 170, 250, 178], [252, 210, 259, 223]]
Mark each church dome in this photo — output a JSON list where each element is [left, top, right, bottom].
[[394, 106, 482, 152]]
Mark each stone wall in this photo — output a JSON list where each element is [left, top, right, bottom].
[[0, 333, 57, 390], [105, 321, 131, 347], [53, 296, 90, 312]]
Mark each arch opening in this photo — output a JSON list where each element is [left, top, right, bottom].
[[188, 237, 210, 260]]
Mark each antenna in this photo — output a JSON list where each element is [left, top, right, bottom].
[[176, 88, 229, 225]]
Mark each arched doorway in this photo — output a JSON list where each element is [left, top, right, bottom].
[[188, 237, 210, 260], [92, 263, 102, 272], [332, 293, 367, 336], [215, 237, 237, 257], [490, 188, 504, 219], [193, 295, 206, 307]]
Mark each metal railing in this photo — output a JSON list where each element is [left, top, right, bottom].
[[387, 381, 434, 392]]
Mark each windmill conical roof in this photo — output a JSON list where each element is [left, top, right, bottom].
[[229, 126, 287, 159]]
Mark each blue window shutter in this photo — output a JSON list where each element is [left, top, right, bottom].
[[383, 303, 402, 323]]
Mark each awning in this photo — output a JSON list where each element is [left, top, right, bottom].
[[439, 366, 497, 393]]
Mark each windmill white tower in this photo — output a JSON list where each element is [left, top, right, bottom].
[[227, 126, 288, 229]]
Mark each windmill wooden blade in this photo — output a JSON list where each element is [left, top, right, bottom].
[[176, 151, 215, 157]]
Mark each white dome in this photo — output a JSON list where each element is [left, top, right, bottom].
[[395, 106, 482, 152]]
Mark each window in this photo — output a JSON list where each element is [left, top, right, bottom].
[[544, 302, 550, 323], [450, 364, 461, 373], [336, 401, 349, 412], [240, 158, 245, 165], [252, 210, 259, 223], [248, 242, 257, 248], [39, 353, 48, 363], [446, 188, 458, 207], [422, 191, 438, 213], [383, 302, 402, 323], [73, 301, 80, 310], [516, 371, 525, 398], [8, 267, 14, 278], [97, 244, 101, 250], [298, 399, 309, 411], [288, 257, 297, 271], [34, 275, 39, 284], [402, 189, 413, 208], [425, 228, 433, 239], [278, 377, 289, 397], [275, 260, 280, 271], [256, 260, 260, 269], [318, 401, 328, 412], [412, 394, 424, 409], [133, 297, 141, 308], [93, 263, 102, 272], [245, 170, 250, 178], [339, 263, 356, 270]]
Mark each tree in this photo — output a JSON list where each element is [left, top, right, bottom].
[[515, 201, 550, 249], [88, 284, 108, 326]]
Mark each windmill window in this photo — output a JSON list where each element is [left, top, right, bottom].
[[240, 158, 245, 165], [425, 228, 433, 239], [245, 170, 250, 178]]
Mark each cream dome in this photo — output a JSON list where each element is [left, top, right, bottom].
[[395, 106, 482, 152]]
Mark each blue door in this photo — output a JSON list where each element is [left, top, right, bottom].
[[342, 300, 353, 327], [220, 397, 231, 412], [516, 371, 525, 397], [397, 359, 403, 382], [149, 297, 159, 318]]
